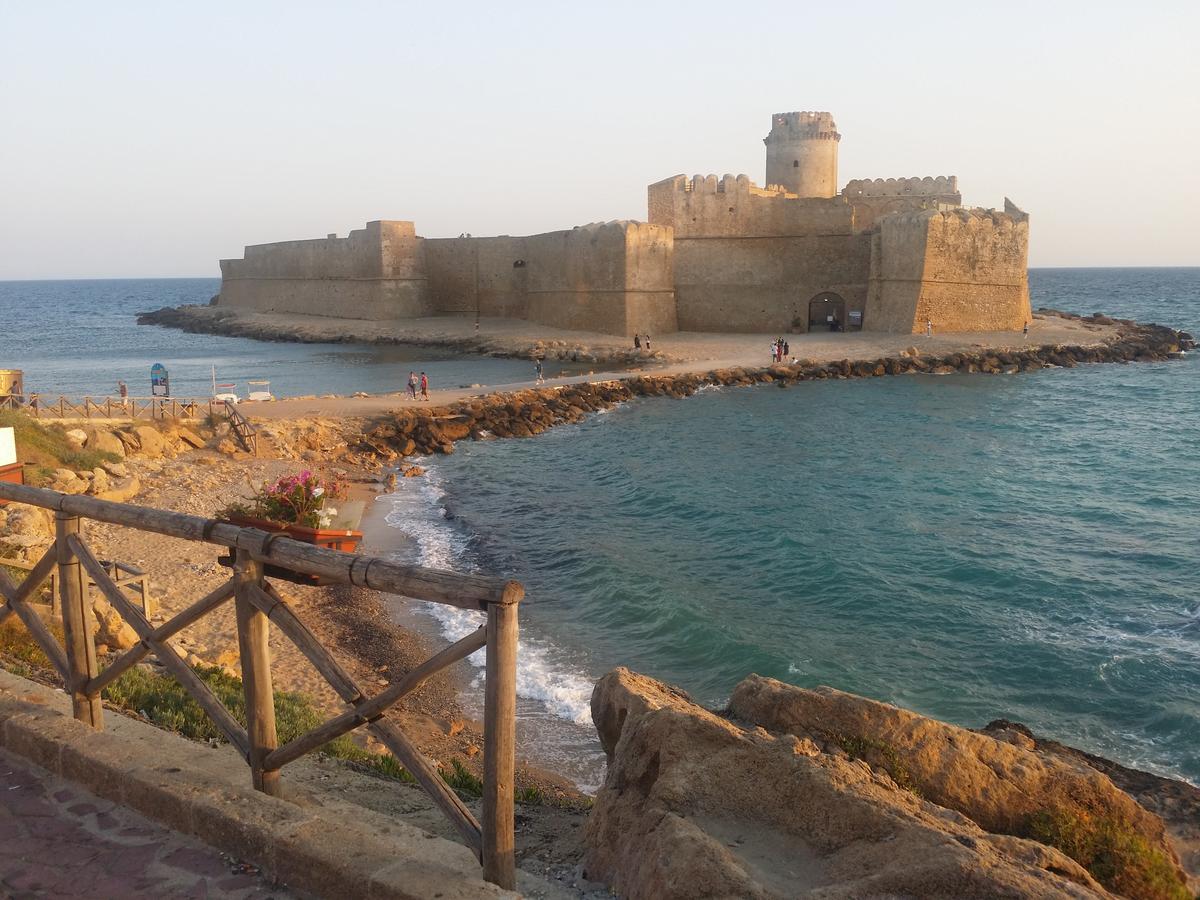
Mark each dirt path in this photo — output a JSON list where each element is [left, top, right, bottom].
[[237, 313, 1115, 420]]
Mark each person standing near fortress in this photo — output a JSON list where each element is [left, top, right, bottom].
[[407, 371, 418, 400], [925, 320, 933, 337], [419, 371, 429, 401]]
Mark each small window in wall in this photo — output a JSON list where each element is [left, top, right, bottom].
[[513, 260, 526, 268], [793, 160, 799, 167]]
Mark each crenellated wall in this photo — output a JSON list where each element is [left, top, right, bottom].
[[842, 177, 963, 229], [867, 208, 1031, 333], [218, 221, 430, 320], [649, 173, 867, 332]]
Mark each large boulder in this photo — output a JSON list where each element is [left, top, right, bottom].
[[728, 676, 1188, 900], [130, 425, 167, 458], [84, 428, 126, 458], [584, 668, 1107, 900]]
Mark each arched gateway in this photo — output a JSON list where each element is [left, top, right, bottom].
[[808, 292, 847, 332]]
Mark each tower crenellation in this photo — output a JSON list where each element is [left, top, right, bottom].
[[763, 111, 841, 198]]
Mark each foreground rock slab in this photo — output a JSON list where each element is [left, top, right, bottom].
[[583, 668, 1189, 899]]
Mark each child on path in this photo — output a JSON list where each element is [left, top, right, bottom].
[[420, 372, 429, 400]]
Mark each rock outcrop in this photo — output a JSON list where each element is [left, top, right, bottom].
[[585, 668, 1113, 899], [728, 676, 1189, 899]]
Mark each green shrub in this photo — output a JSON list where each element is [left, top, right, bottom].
[[0, 410, 119, 485], [1026, 808, 1191, 900]]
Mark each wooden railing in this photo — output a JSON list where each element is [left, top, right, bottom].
[[224, 400, 258, 455], [0, 395, 220, 421], [0, 554, 152, 618], [0, 481, 522, 889]]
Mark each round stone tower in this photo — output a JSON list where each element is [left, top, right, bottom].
[[763, 111, 841, 198]]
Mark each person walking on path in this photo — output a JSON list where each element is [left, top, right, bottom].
[[406, 371, 418, 400], [925, 319, 933, 337], [1023, 321, 1030, 336], [634, 334, 641, 350], [534, 358, 544, 384], [419, 372, 429, 401], [117, 380, 128, 408]]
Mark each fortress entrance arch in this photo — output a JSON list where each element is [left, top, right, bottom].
[[808, 292, 847, 332]]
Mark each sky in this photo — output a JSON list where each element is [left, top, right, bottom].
[[1, 0, 1197, 278]]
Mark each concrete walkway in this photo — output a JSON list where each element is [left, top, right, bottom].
[[0, 747, 290, 899]]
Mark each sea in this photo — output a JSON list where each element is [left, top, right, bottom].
[[1, 271, 1197, 791]]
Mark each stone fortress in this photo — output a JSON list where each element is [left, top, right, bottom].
[[217, 111, 1032, 336]]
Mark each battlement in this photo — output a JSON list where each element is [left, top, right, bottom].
[[650, 174, 794, 197], [764, 111, 840, 142], [843, 177, 958, 197]]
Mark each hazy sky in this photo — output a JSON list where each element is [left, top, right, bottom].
[[2, 1, 1197, 278]]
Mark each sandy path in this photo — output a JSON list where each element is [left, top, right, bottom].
[[241, 314, 1115, 421]]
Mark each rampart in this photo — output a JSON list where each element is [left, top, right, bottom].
[[217, 221, 430, 320], [843, 177, 963, 229], [425, 222, 676, 337], [649, 174, 866, 332], [866, 208, 1031, 333]]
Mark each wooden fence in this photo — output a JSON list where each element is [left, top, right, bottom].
[[0, 481, 522, 889], [224, 400, 258, 455], [0, 554, 152, 618], [0, 395, 221, 421]]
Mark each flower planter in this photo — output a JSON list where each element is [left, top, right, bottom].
[[222, 513, 363, 553], [219, 513, 363, 586]]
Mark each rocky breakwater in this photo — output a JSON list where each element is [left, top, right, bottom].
[[354, 316, 1194, 464], [582, 669, 1193, 900]]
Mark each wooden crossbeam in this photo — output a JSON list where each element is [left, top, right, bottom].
[[263, 625, 486, 770], [68, 534, 250, 759], [86, 578, 237, 695], [0, 545, 71, 682], [251, 581, 483, 855]]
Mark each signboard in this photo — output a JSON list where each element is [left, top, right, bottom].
[[0, 427, 15, 466], [849, 310, 863, 326], [151, 363, 170, 397]]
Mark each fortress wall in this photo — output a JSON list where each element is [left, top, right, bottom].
[[673, 233, 871, 333], [843, 176, 958, 198], [217, 220, 431, 319], [867, 209, 1031, 333], [424, 236, 529, 319], [648, 174, 855, 238], [425, 223, 676, 337]]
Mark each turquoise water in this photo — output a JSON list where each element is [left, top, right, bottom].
[[0, 278, 577, 398], [382, 268, 1200, 789]]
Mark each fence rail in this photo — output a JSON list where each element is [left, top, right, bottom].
[[0, 481, 522, 889], [225, 400, 258, 454], [0, 395, 221, 421]]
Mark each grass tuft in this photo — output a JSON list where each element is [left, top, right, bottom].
[[0, 410, 120, 486], [1026, 808, 1191, 900]]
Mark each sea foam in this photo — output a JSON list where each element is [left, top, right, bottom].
[[381, 465, 596, 727]]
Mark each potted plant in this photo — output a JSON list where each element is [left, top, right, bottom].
[[218, 470, 362, 553]]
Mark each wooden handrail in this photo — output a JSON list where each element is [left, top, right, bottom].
[[0, 482, 520, 610], [0, 479, 521, 888]]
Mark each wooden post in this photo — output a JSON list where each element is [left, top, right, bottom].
[[482, 597, 519, 889], [56, 514, 102, 728], [234, 549, 280, 796]]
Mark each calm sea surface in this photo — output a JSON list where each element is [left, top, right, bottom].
[[2, 271, 1197, 791], [380, 268, 1200, 789], [0, 278, 571, 398]]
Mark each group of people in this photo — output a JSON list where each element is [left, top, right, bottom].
[[633, 333, 652, 352], [771, 337, 791, 363], [406, 371, 430, 401]]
